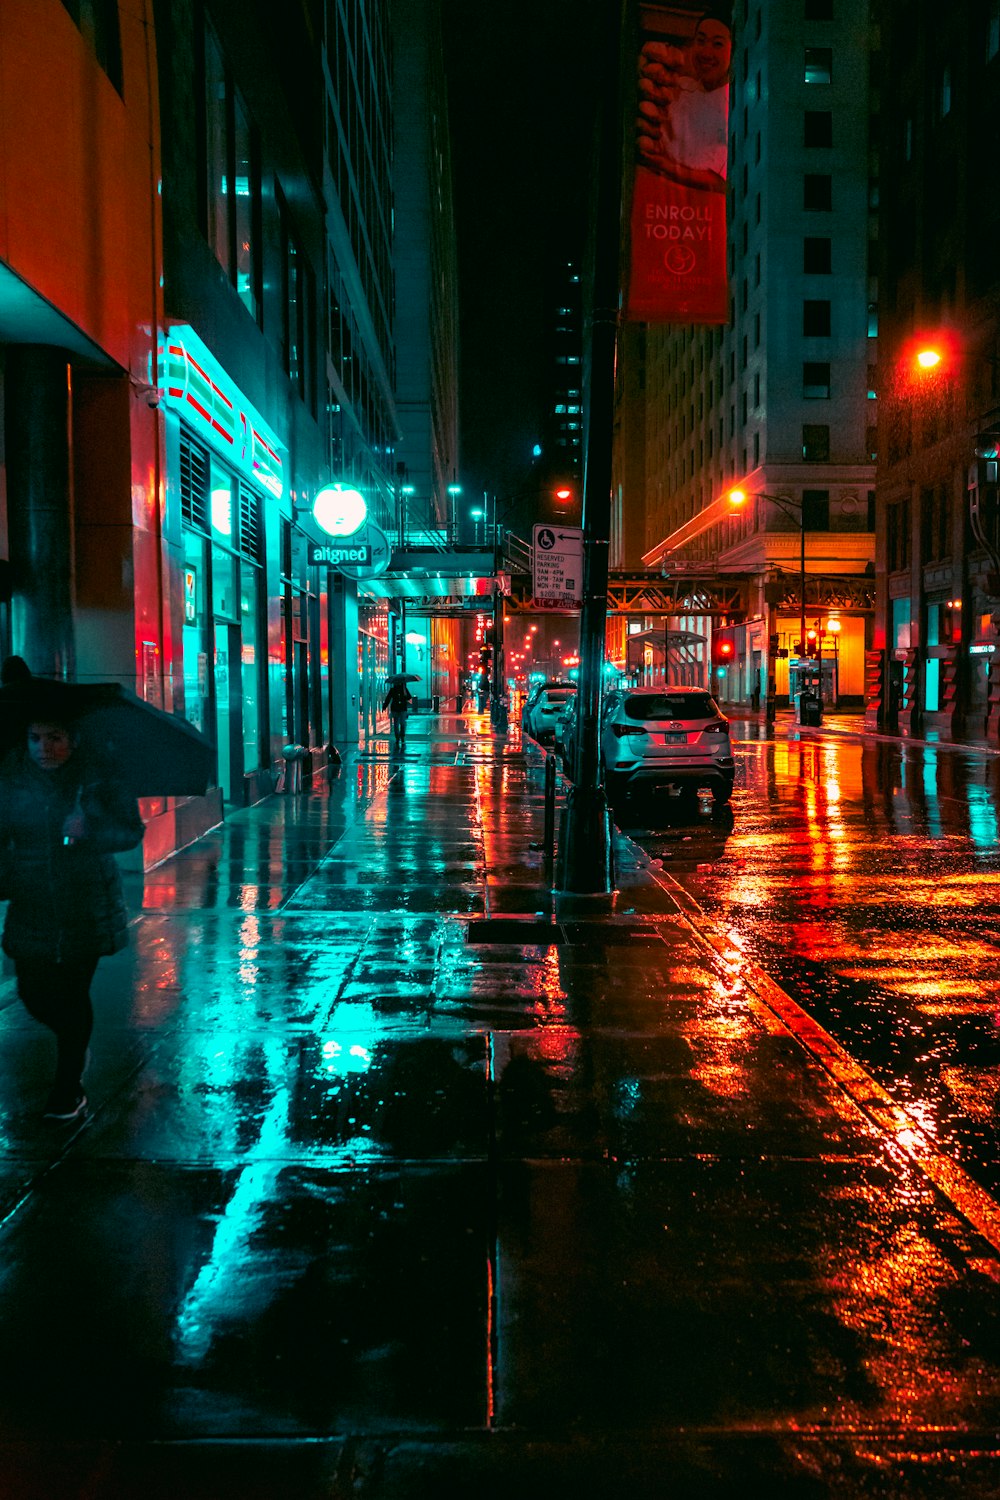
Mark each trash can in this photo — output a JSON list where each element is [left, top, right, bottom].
[[797, 692, 822, 727]]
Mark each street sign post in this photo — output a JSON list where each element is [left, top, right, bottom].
[[532, 524, 584, 609]]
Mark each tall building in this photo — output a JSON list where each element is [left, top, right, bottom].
[[391, 0, 460, 535], [872, 1, 1000, 741], [623, 0, 876, 706], [0, 0, 454, 862]]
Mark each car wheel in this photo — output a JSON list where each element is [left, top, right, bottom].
[[712, 782, 733, 806]]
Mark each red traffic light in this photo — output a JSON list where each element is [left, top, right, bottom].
[[712, 636, 735, 665]]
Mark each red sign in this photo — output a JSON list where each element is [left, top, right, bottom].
[[626, 3, 732, 324]]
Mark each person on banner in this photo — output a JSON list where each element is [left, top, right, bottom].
[[636, 11, 732, 193], [382, 678, 414, 751], [0, 698, 144, 1122]]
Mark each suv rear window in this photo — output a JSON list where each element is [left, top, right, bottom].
[[623, 693, 719, 722], [544, 689, 575, 703]]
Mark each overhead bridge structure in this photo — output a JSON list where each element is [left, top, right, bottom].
[[364, 543, 874, 620]]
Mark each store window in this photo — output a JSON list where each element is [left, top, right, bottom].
[[182, 531, 211, 736], [925, 604, 941, 712]]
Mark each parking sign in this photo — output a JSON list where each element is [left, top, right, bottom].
[[532, 524, 584, 608]]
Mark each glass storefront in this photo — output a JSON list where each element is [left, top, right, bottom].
[[179, 434, 267, 802]]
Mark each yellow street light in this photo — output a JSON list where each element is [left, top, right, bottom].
[[916, 348, 942, 370]]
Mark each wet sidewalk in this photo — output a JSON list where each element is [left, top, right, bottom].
[[1, 713, 1000, 1497]]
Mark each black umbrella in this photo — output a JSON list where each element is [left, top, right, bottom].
[[0, 679, 215, 797], [385, 673, 420, 683]]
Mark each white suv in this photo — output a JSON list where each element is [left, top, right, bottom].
[[521, 680, 578, 744], [600, 686, 735, 805]]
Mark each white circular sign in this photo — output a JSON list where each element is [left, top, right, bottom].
[[313, 484, 368, 537], [338, 522, 391, 579]]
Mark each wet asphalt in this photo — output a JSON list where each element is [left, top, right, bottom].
[[628, 715, 1000, 1203], [0, 712, 1000, 1497]]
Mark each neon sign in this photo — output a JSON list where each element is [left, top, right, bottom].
[[159, 326, 284, 499]]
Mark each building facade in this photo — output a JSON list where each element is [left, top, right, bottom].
[[621, 0, 876, 708], [0, 0, 452, 864], [872, 0, 1000, 740]]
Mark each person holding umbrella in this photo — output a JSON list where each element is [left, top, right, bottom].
[[0, 690, 145, 1121], [382, 674, 416, 751]]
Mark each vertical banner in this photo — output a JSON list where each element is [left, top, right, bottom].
[[626, 3, 733, 324]]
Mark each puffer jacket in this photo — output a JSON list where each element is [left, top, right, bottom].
[[0, 750, 145, 963]]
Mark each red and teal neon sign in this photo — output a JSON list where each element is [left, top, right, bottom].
[[159, 326, 284, 499]]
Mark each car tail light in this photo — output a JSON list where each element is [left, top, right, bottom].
[[701, 720, 730, 735], [611, 723, 645, 738]]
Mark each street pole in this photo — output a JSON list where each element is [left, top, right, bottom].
[[557, 0, 623, 894], [799, 504, 806, 704]]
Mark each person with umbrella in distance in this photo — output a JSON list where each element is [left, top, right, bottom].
[[0, 683, 145, 1122], [382, 673, 416, 751]]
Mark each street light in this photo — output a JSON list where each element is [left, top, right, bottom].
[[727, 487, 807, 722]]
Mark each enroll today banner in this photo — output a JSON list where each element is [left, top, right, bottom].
[[626, 2, 733, 324]]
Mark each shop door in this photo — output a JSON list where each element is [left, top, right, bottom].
[[214, 621, 244, 803]]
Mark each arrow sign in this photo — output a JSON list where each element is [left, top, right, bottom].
[[532, 523, 583, 607]]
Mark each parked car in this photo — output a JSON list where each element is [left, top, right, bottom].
[[599, 686, 735, 805], [554, 691, 579, 761], [520, 680, 578, 744]]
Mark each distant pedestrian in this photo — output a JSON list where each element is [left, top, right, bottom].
[[0, 704, 144, 1121], [382, 679, 414, 750], [750, 681, 761, 713]]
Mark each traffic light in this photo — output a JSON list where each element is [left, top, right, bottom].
[[805, 628, 819, 656], [711, 636, 734, 667]]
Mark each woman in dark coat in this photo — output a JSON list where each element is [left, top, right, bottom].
[[0, 711, 144, 1121]]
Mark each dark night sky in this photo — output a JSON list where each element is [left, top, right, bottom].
[[441, 0, 604, 502]]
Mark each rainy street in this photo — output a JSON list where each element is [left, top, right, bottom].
[[626, 720, 1000, 1199]]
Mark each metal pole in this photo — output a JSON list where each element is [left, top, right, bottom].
[[799, 503, 807, 704], [557, 0, 623, 894], [543, 751, 556, 888]]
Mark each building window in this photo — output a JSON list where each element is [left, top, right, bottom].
[[802, 489, 830, 529], [280, 195, 314, 411], [805, 47, 832, 84], [201, 22, 261, 323], [903, 118, 913, 161], [867, 303, 879, 337], [803, 236, 832, 273], [204, 25, 230, 275], [803, 300, 831, 336], [804, 174, 832, 211], [939, 66, 952, 117], [989, 1, 1000, 60], [803, 361, 831, 398], [802, 424, 830, 461], [888, 501, 911, 571], [60, 0, 122, 93], [804, 110, 833, 147]]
